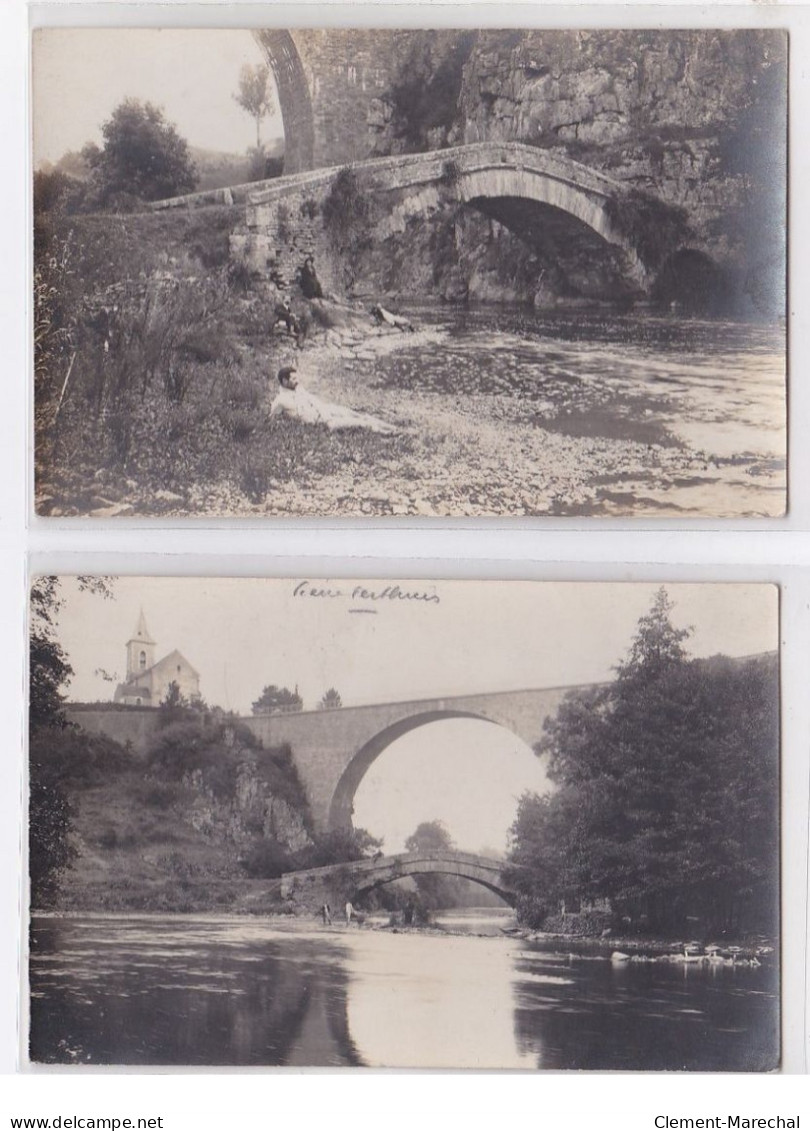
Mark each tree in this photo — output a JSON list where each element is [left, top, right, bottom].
[[251, 684, 303, 715], [404, 820, 460, 910], [405, 820, 454, 854], [318, 688, 342, 711], [29, 576, 114, 905], [83, 99, 198, 207], [234, 64, 276, 150], [507, 589, 779, 935]]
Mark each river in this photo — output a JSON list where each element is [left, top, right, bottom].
[[29, 912, 778, 1070], [279, 305, 786, 519]]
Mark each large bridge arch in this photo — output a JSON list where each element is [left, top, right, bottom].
[[254, 31, 316, 174], [239, 684, 571, 837], [327, 709, 528, 832]]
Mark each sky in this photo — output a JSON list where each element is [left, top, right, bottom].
[[50, 577, 778, 715], [46, 577, 778, 855], [32, 29, 283, 166]]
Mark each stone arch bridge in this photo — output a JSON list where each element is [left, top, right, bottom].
[[228, 141, 647, 290], [280, 850, 518, 909], [244, 683, 576, 836]]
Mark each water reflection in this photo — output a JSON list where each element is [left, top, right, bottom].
[[29, 914, 778, 1070]]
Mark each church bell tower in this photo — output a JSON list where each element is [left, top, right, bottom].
[[125, 609, 156, 680]]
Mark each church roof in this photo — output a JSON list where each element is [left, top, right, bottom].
[[151, 649, 201, 677], [126, 608, 156, 646]]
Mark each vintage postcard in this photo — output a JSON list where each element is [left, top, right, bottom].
[[28, 577, 779, 1068], [32, 28, 786, 519]]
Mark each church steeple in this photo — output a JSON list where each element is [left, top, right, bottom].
[[126, 608, 156, 680]]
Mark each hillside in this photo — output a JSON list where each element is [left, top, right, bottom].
[[47, 715, 314, 914]]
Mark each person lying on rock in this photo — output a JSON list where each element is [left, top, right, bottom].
[[371, 303, 415, 332], [269, 365, 397, 434]]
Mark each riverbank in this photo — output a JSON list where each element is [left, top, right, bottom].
[[38, 270, 786, 518]]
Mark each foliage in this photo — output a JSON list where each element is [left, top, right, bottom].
[[83, 100, 197, 207], [604, 189, 691, 272], [33, 207, 411, 516], [147, 718, 257, 798], [29, 771, 76, 907], [403, 820, 462, 909], [233, 63, 276, 149], [318, 688, 342, 710], [304, 827, 383, 869], [276, 202, 292, 242], [156, 681, 203, 729], [239, 839, 295, 879], [251, 684, 303, 715], [405, 820, 454, 854], [507, 589, 779, 936], [29, 577, 115, 906], [440, 159, 462, 187], [321, 168, 371, 243]]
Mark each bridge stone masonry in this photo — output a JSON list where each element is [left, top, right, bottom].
[[68, 683, 577, 836], [279, 850, 519, 912], [227, 141, 648, 292], [243, 683, 572, 835]]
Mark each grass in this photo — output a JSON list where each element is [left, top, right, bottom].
[[34, 203, 409, 515]]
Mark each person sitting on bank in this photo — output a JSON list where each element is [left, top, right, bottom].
[[371, 303, 415, 332], [298, 255, 324, 300], [269, 365, 397, 435], [271, 297, 296, 337]]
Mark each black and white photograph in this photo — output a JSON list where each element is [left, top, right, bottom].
[[28, 577, 779, 1069], [33, 28, 786, 519]]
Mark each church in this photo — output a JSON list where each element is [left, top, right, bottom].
[[113, 610, 201, 708]]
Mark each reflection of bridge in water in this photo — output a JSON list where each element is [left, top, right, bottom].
[[280, 850, 518, 909]]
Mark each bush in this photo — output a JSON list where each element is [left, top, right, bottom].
[[29, 725, 130, 790], [322, 168, 371, 244], [240, 839, 294, 878]]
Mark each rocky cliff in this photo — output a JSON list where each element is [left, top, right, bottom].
[[55, 718, 314, 913], [350, 29, 786, 311]]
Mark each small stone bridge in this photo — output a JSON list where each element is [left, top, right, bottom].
[[280, 850, 517, 909], [155, 141, 649, 292], [230, 141, 647, 288]]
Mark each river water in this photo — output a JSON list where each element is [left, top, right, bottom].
[[29, 912, 778, 1070], [359, 307, 786, 518]]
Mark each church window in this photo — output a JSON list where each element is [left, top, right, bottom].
[[136, 698, 142, 706], [139, 650, 146, 670]]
